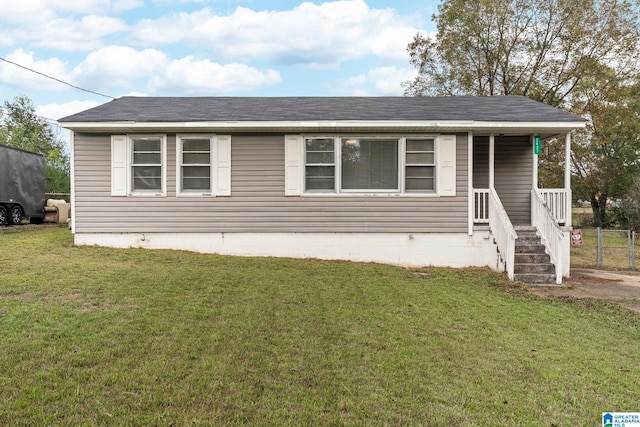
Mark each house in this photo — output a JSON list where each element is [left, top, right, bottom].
[[59, 96, 586, 284]]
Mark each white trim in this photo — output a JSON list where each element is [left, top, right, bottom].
[[564, 132, 571, 190], [436, 135, 456, 196], [74, 231, 498, 269], [69, 131, 76, 233], [128, 134, 167, 197], [404, 136, 437, 194], [176, 134, 215, 197], [467, 131, 473, 235], [532, 134, 538, 187], [300, 192, 440, 198], [489, 133, 495, 188], [284, 134, 303, 195], [299, 134, 445, 196], [61, 119, 586, 132], [110, 135, 127, 196], [338, 136, 402, 192], [216, 135, 232, 196]]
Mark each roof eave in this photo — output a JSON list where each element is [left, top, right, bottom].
[[59, 119, 586, 136]]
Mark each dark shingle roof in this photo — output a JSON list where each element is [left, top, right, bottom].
[[59, 96, 584, 123]]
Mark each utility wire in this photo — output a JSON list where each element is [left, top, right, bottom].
[[0, 56, 115, 99]]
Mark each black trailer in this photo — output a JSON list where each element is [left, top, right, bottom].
[[0, 144, 46, 225]]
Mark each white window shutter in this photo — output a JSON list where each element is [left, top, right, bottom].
[[216, 135, 232, 196], [111, 135, 127, 196], [437, 135, 457, 196], [284, 135, 303, 196]]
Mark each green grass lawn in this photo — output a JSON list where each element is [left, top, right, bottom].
[[1, 226, 638, 425]]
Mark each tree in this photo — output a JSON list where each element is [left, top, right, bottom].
[[571, 77, 640, 225], [405, 0, 640, 225], [0, 95, 70, 196], [405, 0, 640, 108], [611, 176, 640, 231]]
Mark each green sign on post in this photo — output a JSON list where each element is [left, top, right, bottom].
[[534, 135, 542, 155]]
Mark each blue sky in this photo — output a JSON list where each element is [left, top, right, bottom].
[[0, 0, 438, 128]]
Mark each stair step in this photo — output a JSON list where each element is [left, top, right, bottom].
[[517, 234, 542, 243], [514, 263, 555, 274], [510, 227, 558, 284], [515, 243, 547, 253], [514, 273, 557, 284], [515, 253, 551, 264]]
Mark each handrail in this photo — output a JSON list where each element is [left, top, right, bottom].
[[537, 188, 570, 225], [531, 189, 564, 284], [488, 187, 518, 279]]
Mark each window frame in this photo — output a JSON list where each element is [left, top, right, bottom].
[[304, 137, 337, 193], [128, 134, 167, 197], [302, 135, 440, 196], [340, 136, 401, 194], [404, 137, 436, 193], [176, 134, 215, 197]]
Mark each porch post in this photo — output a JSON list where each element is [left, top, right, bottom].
[[564, 132, 571, 190], [468, 131, 474, 235], [532, 135, 538, 188], [489, 133, 495, 189]]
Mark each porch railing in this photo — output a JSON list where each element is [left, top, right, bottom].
[[489, 187, 518, 280], [537, 188, 570, 225], [531, 189, 564, 284], [473, 189, 490, 223]]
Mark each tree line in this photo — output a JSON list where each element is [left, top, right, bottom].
[[405, 0, 640, 229]]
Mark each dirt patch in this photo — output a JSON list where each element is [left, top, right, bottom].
[[526, 268, 640, 313]]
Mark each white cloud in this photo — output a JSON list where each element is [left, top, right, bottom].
[[37, 100, 101, 121], [0, 2, 57, 24], [132, 0, 421, 66], [29, 15, 127, 51], [0, 49, 70, 91], [328, 66, 417, 96], [0, 46, 282, 98], [113, 0, 144, 11], [0, 0, 139, 20], [148, 56, 281, 94], [0, 1, 129, 51], [73, 46, 168, 89], [152, 0, 207, 4]]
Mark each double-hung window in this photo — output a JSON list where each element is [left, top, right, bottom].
[[405, 138, 435, 192], [305, 138, 335, 191], [177, 135, 213, 195], [111, 134, 231, 197], [131, 136, 164, 193], [111, 134, 167, 196], [286, 134, 455, 196]]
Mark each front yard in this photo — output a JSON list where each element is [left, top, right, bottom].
[[0, 226, 638, 425]]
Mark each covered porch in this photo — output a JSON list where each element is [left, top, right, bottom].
[[469, 132, 573, 284]]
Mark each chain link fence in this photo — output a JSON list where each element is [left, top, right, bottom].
[[572, 228, 639, 269]]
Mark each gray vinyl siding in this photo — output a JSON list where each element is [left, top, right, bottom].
[[473, 136, 532, 225], [73, 133, 469, 233], [494, 136, 533, 225], [473, 137, 490, 189]]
